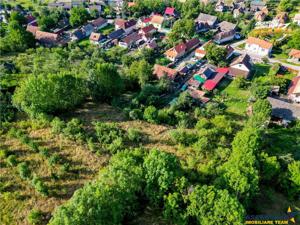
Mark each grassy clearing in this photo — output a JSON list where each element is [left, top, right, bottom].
[[99, 24, 115, 35], [217, 78, 250, 119], [0, 125, 108, 225], [3, 0, 50, 10]]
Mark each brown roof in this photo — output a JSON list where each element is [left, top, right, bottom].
[[26, 25, 40, 35], [141, 24, 156, 34], [115, 19, 136, 29], [35, 30, 58, 44], [151, 15, 164, 25], [153, 64, 178, 80], [246, 37, 272, 49], [288, 75, 300, 95], [229, 67, 250, 78], [289, 49, 300, 59], [121, 32, 141, 44], [185, 38, 200, 50], [91, 17, 107, 27], [218, 21, 237, 32]]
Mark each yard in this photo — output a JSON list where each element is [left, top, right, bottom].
[[98, 24, 115, 35], [217, 78, 251, 119]]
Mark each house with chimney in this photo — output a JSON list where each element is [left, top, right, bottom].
[[91, 17, 108, 30], [229, 54, 253, 79], [119, 32, 143, 48], [89, 32, 106, 44], [288, 49, 300, 63], [245, 37, 273, 57], [150, 15, 165, 31], [164, 7, 179, 18]]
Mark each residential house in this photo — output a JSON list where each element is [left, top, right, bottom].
[[218, 21, 237, 32], [119, 32, 143, 48], [108, 28, 125, 40], [89, 32, 106, 44], [153, 64, 178, 80], [188, 87, 210, 104], [273, 12, 288, 25], [288, 74, 300, 103], [229, 54, 253, 79], [164, 38, 200, 61], [91, 17, 108, 30], [254, 10, 267, 22], [198, 65, 216, 79], [115, 19, 136, 34], [150, 15, 165, 30], [250, 0, 266, 11], [225, 45, 234, 59], [203, 68, 227, 91], [82, 23, 94, 37], [146, 40, 158, 50], [164, 7, 179, 18], [195, 13, 217, 32], [245, 37, 273, 57], [213, 30, 236, 44], [288, 49, 300, 63], [293, 13, 300, 25], [233, 7, 244, 18], [72, 29, 86, 41], [138, 24, 157, 40], [215, 0, 225, 12], [138, 17, 152, 28], [35, 30, 60, 46], [26, 24, 40, 36], [194, 40, 212, 59]]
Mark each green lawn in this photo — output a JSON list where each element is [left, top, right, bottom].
[[3, 0, 50, 10], [217, 78, 251, 118], [99, 24, 115, 35]]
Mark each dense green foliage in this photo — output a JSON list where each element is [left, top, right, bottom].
[[12, 73, 87, 116]]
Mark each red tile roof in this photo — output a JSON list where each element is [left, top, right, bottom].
[[153, 64, 178, 80], [203, 72, 225, 91], [216, 67, 229, 73], [165, 7, 175, 15], [289, 49, 300, 59], [246, 37, 273, 49]]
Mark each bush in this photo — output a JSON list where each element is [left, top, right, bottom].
[[6, 155, 17, 167], [27, 209, 43, 225], [12, 73, 87, 117], [143, 106, 158, 124], [31, 175, 48, 196], [94, 122, 125, 146], [18, 162, 31, 179], [127, 128, 143, 143], [39, 147, 50, 158], [107, 137, 124, 154], [0, 149, 8, 159], [50, 117, 65, 135], [48, 153, 60, 166], [62, 118, 85, 142], [87, 137, 97, 152], [169, 129, 198, 146], [129, 109, 143, 120]]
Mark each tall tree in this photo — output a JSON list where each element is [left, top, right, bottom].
[[69, 7, 89, 27]]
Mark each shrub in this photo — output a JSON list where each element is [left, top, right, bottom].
[[0, 149, 8, 159], [62, 118, 85, 142], [169, 129, 198, 146], [129, 109, 143, 120], [48, 153, 60, 166], [107, 137, 124, 154], [18, 162, 31, 179], [27, 141, 39, 152], [12, 73, 87, 117], [51, 117, 65, 135], [31, 175, 48, 196], [127, 128, 143, 143], [61, 163, 70, 173], [143, 106, 158, 124], [94, 122, 124, 145], [6, 155, 18, 167], [39, 147, 50, 158], [87, 137, 97, 152], [27, 209, 43, 225]]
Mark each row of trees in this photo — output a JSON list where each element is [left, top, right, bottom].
[[49, 148, 246, 225]]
